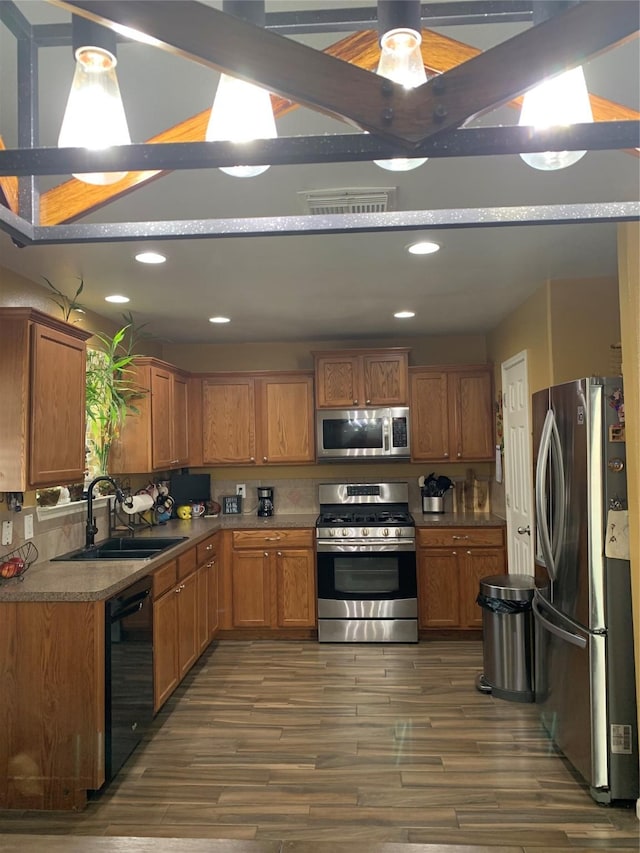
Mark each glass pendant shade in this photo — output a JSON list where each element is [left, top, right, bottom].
[[518, 66, 593, 171], [58, 47, 131, 185], [374, 28, 428, 173], [206, 73, 277, 177]]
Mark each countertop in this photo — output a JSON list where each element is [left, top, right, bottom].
[[0, 511, 504, 603]]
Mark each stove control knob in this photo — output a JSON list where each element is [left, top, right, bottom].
[[362, 528, 369, 536], [395, 528, 401, 537], [342, 528, 348, 537], [329, 529, 335, 537], [383, 528, 389, 537]]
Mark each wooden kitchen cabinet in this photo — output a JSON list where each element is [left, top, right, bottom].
[[417, 526, 506, 632], [152, 549, 203, 711], [313, 348, 410, 408], [110, 357, 190, 474], [196, 532, 220, 642], [0, 599, 104, 810], [228, 529, 315, 631], [0, 308, 91, 491], [201, 371, 314, 465], [410, 365, 494, 462]]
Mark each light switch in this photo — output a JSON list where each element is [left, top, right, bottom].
[[2, 520, 13, 546], [24, 514, 34, 540]]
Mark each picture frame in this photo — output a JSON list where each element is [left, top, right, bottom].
[[222, 495, 243, 515]]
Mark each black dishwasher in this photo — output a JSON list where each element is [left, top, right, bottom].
[[104, 575, 154, 785]]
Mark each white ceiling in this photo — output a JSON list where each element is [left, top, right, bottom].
[[0, 1, 638, 345]]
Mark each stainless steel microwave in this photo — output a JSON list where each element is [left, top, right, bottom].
[[316, 407, 411, 460]]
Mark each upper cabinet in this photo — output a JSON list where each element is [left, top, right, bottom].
[[410, 365, 494, 462], [313, 348, 410, 408], [110, 358, 190, 474], [0, 308, 91, 491], [200, 372, 315, 465]]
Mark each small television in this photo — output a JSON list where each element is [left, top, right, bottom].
[[170, 474, 211, 514]]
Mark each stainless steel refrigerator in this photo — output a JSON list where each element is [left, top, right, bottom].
[[532, 377, 638, 804]]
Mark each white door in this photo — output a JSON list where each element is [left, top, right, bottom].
[[501, 351, 534, 575]]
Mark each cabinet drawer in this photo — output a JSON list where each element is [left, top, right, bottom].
[[197, 534, 218, 565], [154, 559, 178, 598], [232, 528, 314, 549], [417, 526, 505, 549], [177, 546, 197, 580]]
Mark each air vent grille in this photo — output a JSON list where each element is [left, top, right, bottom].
[[299, 187, 396, 215]]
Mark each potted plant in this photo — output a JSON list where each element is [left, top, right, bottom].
[[85, 316, 149, 477]]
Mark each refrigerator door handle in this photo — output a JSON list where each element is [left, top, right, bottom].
[[535, 409, 556, 579], [549, 412, 567, 569], [532, 591, 588, 649]]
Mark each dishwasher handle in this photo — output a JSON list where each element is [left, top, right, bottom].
[[110, 588, 150, 623]]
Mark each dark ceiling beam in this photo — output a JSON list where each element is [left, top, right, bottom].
[[2, 201, 633, 247], [50, 1, 639, 146], [1, 123, 638, 177]]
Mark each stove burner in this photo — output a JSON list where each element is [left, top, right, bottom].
[[317, 509, 414, 528]]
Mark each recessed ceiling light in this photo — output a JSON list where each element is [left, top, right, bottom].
[[209, 316, 231, 324], [394, 310, 415, 319], [135, 251, 166, 264], [105, 294, 130, 304], [406, 240, 440, 255]]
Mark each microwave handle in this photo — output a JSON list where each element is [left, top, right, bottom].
[[383, 418, 390, 451]]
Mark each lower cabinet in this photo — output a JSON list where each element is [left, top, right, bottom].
[[228, 529, 316, 631], [0, 600, 104, 810], [417, 526, 506, 631]]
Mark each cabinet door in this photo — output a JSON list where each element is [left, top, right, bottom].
[[196, 563, 209, 654], [410, 370, 450, 461], [172, 372, 190, 466], [275, 548, 316, 628], [450, 369, 494, 461], [259, 375, 314, 464], [417, 549, 460, 628], [151, 366, 173, 470], [460, 547, 506, 628], [177, 571, 199, 678], [231, 550, 271, 626], [153, 589, 179, 711], [362, 351, 408, 406], [30, 323, 87, 486], [202, 377, 256, 464], [315, 354, 360, 408]]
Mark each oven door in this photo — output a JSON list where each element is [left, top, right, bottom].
[[317, 548, 417, 616]]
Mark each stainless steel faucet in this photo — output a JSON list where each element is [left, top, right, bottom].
[[85, 476, 125, 549]]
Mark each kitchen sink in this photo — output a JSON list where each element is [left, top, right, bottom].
[[52, 536, 188, 562]]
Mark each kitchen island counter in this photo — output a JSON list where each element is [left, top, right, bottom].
[[0, 513, 318, 603]]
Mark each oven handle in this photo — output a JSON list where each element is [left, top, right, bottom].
[[317, 541, 416, 553]]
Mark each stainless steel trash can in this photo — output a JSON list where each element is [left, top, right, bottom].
[[476, 574, 539, 703]]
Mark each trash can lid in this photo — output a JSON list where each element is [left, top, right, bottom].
[[479, 573, 540, 601]]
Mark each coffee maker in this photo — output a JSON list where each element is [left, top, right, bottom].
[[257, 486, 274, 517]]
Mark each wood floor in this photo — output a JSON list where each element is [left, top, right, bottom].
[[0, 640, 638, 853]]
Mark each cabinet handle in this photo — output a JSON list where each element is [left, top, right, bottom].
[[444, 452, 449, 457], [264, 551, 269, 557], [265, 536, 281, 541], [263, 456, 268, 462], [175, 586, 181, 594], [457, 452, 462, 458], [277, 551, 282, 557], [353, 399, 358, 405], [467, 550, 472, 555], [205, 544, 213, 551], [452, 551, 457, 556], [365, 399, 371, 404], [207, 561, 213, 568], [250, 456, 256, 462], [452, 535, 469, 540]]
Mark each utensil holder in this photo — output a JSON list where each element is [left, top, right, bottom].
[[422, 496, 444, 514]]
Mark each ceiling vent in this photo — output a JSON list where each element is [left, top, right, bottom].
[[298, 187, 396, 215]]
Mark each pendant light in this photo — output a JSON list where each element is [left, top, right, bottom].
[[206, 0, 276, 178], [58, 16, 131, 185], [374, 0, 427, 173], [518, 1, 593, 171]]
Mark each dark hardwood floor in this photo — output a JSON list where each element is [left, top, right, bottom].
[[1, 640, 638, 853]]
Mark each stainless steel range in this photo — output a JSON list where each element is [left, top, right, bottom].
[[316, 482, 418, 643]]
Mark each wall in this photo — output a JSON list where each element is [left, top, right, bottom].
[[162, 334, 488, 373], [617, 221, 640, 771]]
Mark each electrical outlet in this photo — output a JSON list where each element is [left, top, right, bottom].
[[236, 484, 246, 498], [24, 513, 34, 540], [2, 520, 13, 546]]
